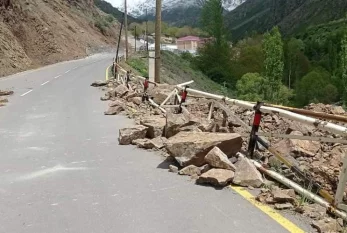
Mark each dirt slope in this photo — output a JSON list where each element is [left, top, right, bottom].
[[0, 0, 119, 77]]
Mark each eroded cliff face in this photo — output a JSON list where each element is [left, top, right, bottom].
[[0, 0, 119, 77]]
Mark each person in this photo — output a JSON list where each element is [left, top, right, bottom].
[[142, 76, 150, 102]]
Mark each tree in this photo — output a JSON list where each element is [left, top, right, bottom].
[[236, 73, 265, 101], [296, 68, 336, 106], [195, 0, 233, 85], [262, 27, 284, 102], [284, 38, 304, 88], [340, 32, 347, 105]]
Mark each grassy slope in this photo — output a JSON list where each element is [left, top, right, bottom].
[[122, 51, 232, 96]]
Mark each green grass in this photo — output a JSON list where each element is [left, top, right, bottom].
[[125, 51, 234, 96]]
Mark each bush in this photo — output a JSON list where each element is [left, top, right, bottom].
[[126, 58, 148, 77], [94, 17, 110, 35], [236, 73, 265, 101]]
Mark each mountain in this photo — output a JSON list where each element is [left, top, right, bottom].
[[0, 0, 120, 77], [224, 0, 347, 41], [115, 0, 246, 26], [94, 0, 141, 23]]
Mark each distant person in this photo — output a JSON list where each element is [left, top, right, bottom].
[[125, 70, 132, 88], [113, 62, 118, 79]]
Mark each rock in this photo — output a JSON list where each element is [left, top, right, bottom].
[[233, 157, 263, 188], [273, 131, 320, 158], [91, 80, 108, 87], [165, 112, 190, 138], [125, 91, 139, 100], [169, 165, 178, 173], [302, 204, 327, 220], [274, 203, 293, 210], [312, 218, 342, 233], [199, 164, 211, 173], [218, 127, 230, 133], [150, 137, 167, 149], [179, 165, 201, 176], [140, 116, 166, 139], [100, 95, 110, 101], [197, 169, 234, 186], [132, 138, 154, 149], [131, 97, 142, 106], [118, 125, 148, 145], [115, 84, 129, 97], [104, 106, 124, 115], [205, 147, 236, 171], [331, 106, 345, 115], [147, 84, 173, 104], [165, 132, 242, 167], [271, 189, 295, 203], [0, 98, 8, 103], [109, 99, 125, 107]]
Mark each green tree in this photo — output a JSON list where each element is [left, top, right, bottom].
[[340, 32, 347, 105], [284, 38, 304, 88], [236, 73, 265, 101], [296, 68, 337, 106], [262, 27, 284, 102], [195, 0, 233, 85]]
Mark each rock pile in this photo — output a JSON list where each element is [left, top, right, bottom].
[[92, 76, 347, 230]]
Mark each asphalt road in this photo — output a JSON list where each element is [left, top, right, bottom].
[[0, 54, 311, 233]]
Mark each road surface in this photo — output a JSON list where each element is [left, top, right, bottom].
[[0, 54, 311, 233]]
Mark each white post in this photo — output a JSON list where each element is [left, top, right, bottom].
[[208, 101, 215, 120], [149, 51, 155, 82], [335, 155, 347, 209]]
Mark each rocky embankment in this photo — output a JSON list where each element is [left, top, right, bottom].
[[91, 77, 347, 232]]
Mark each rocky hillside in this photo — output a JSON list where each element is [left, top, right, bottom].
[[225, 0, 347, 41], [0, 0, 120, 77]]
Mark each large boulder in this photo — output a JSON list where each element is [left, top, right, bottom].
[[150, 137, 167, 149], [147, 84, 173, 104], [104, 106, 124, 115], [312, 218, 342, 233], [118, 125, 148, 145], [140, 116, 166, 138], [273, 131, 320, 158], [165, 112, 215, 138], [115, 84, 129, 98], [205, 147, 236, 171], [165, 132, 242, 167], [197, 169, 234, 187], [132, 138, 154, 149], [233, 157, 263, 188]]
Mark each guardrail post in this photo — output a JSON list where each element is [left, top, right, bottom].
[[247, 101, 263, 159]]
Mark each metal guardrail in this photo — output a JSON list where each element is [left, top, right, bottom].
[[112, 62, 347, 220]]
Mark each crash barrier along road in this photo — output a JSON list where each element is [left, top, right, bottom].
[[110, 58, 347, 222]]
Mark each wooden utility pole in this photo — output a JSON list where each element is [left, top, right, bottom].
[[135, 26, 137, 52], [124, 0, 128, 60], [154, 0, 162, 83], [146, 8, 149, 53]]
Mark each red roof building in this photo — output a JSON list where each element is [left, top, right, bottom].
[[176, 36, 205, 51]]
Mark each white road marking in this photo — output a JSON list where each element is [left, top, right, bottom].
[[51, 203, 59, 206], [41, 81, 50, 86], [17, 165, 88, 181], [54, 75, 62, 79], [20, 90, 33, 97], [65, 70, 71, 74]]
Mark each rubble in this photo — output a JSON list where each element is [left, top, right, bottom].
[[197, 169, 234, 187], [114, 84, 129, 97], [165, 132, 242, 167], [274, 203, 293, 210], [140, 116, 166, 139], [104, 106, 124, 115], [118, 125, 148, 145], [312, 218, 342, 233], [179, 165, 201, 176], [169, 165, 179, 173], [233, 157, 263, 188], [132, 138, 154, 149], [150, 137, 167, 149], [205, 147, 236, 171], [90, 80, 108, 87]]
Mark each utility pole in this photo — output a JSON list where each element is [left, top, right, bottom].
[[154, 0, 162, 83], [124, 0, 128, 60], [116, 14, 124, 62], [146, 8, 149, 53], [135, 26, 137, 52]]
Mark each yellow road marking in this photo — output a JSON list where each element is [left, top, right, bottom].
[[105, 65, 112, 81], [231, 186, 305, 233]]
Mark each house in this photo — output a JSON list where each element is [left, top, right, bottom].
[[176, 36, 204, 52]]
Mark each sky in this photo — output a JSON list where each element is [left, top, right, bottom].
[[106, 0, 140, 9]]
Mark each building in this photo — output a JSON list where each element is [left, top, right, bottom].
[[176, 36, 204, 52]]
